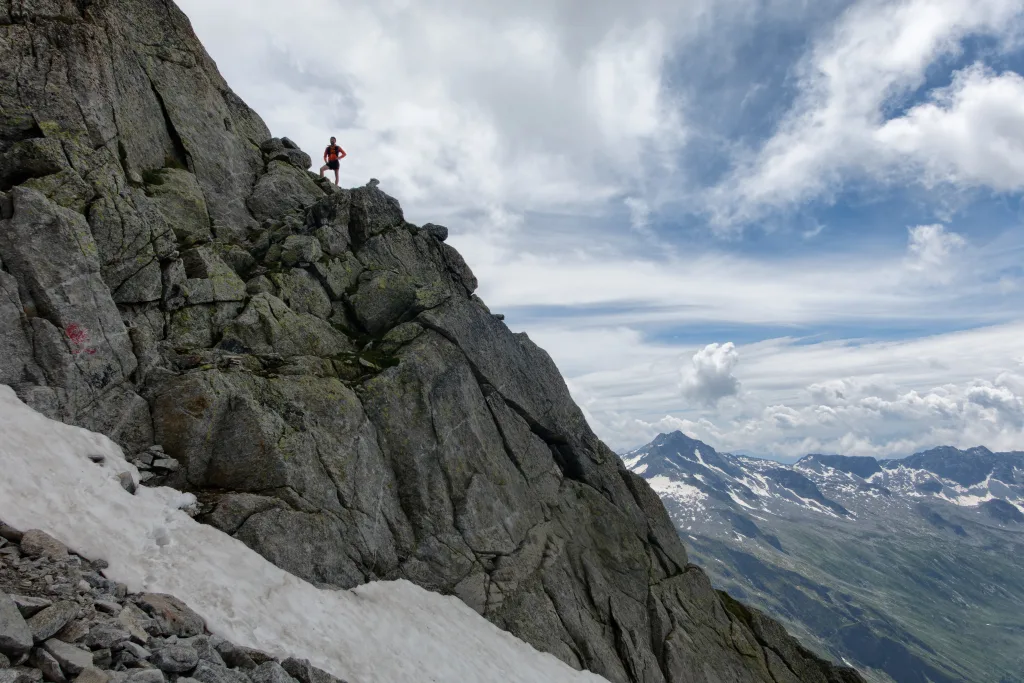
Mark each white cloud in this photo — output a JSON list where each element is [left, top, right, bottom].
[[683, 343, 741, 406], [876, 66, 1024, 191], [905, 224, 966, 282], [709, 0, 1024, 226]]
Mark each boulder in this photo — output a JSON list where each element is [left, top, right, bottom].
[[19, 531, 68, 560], [150, 645, 198, 674], [0, 593, 33, 658], [247, 162, 322, 223], [28, 602, 79, 642], [43, 640, 93, 676], [134, 595, 203, 638]]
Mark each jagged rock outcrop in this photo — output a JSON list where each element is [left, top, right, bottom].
[[0, 2, 863, 682]]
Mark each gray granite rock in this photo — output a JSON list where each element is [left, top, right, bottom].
[[0, 592, 33, 658]]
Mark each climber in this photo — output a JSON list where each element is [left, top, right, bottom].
[[320, 137, 347, 185]]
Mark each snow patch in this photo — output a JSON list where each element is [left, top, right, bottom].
[[0, 387, 605, 683], [622, 453, 645, 469], [647, 476, 708, 507]]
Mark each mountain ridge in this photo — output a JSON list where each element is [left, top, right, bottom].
[[623, 430, 1024, 683]]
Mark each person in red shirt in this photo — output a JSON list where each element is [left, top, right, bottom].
[[320, 137, 347, 185]]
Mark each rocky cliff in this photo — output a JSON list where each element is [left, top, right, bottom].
[[0, 2, 863, 682]]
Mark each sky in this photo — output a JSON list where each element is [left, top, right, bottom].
[[177, 0, 1024, 460]]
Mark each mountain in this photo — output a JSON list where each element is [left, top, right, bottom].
[[0, 2, 859, 682], [623, 432, 1024, 683]]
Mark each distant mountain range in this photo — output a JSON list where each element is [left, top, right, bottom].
[[622, 432, 1024, 683]]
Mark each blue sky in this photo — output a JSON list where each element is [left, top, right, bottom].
[[179, 0, 1024, 460]]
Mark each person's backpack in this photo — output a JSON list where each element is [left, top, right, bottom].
[[326, 145, 341, 161]]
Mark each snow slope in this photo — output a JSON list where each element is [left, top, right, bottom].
[[0, 386, 606, 683]]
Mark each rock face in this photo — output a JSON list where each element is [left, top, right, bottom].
[[0, 3, 863, 683]]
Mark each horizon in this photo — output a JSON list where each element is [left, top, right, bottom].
[[622, 428, 1011, 462], [178, 0, 1024, 462]]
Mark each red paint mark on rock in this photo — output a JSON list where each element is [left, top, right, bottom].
[[65, 323, 97, 356]]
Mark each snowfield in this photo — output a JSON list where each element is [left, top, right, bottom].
[[0, 386, 607, 683]]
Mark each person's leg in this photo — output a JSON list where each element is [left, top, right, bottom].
[[320, 164, 328, 178], [333, 168, 340, 185]]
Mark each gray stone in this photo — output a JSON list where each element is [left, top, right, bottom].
[[28, 602, 79, 643], [116, 606, 150, 644], [180, 248, 247, 305], [19, 531, 68, 560], [43, 640, 93, 676], [93, 601, 121, 616], [0, 670, 40, 683], [310, 255, 362, 300], [140, 169, 212, 247], [271, 270, 331, 319], [208, 641, 256, 672], [0, 189, 137, 425], [0, 523, 23, 543], [125, 671, 164, 683], [151, 459, 180, 472], [280, 658, 346, 683], [30, 647, 66, 683], [191, 661, 249, 683], [53, 619, 90, 645], [118, 472, 137, 495], [280, 236, 322, 267], [248, 162, 323, 223], [82, 624, 131, 650], [73, 670, 110, 683], [248, 663, 296, 683], [91, 648, 112, 670], [150, 645, 198, 673], [178, 636, 222, 667], [347, 185, 404, 245], [134, 595, 203, 638], [218, 294, 354, 358], [421, 223, 448, 242], [0, 593, 33, 657], [114, 642, 151, 661], [305, 191, 351, 257], [11, 596, 52, 619]]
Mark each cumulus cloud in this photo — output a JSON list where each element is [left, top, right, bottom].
[[708, 0, 1024, 226], [875, 66, 1024, 191], [682, 343, 741, 406]]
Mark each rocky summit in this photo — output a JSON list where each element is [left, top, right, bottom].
[[0, 2, 862, 682]]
